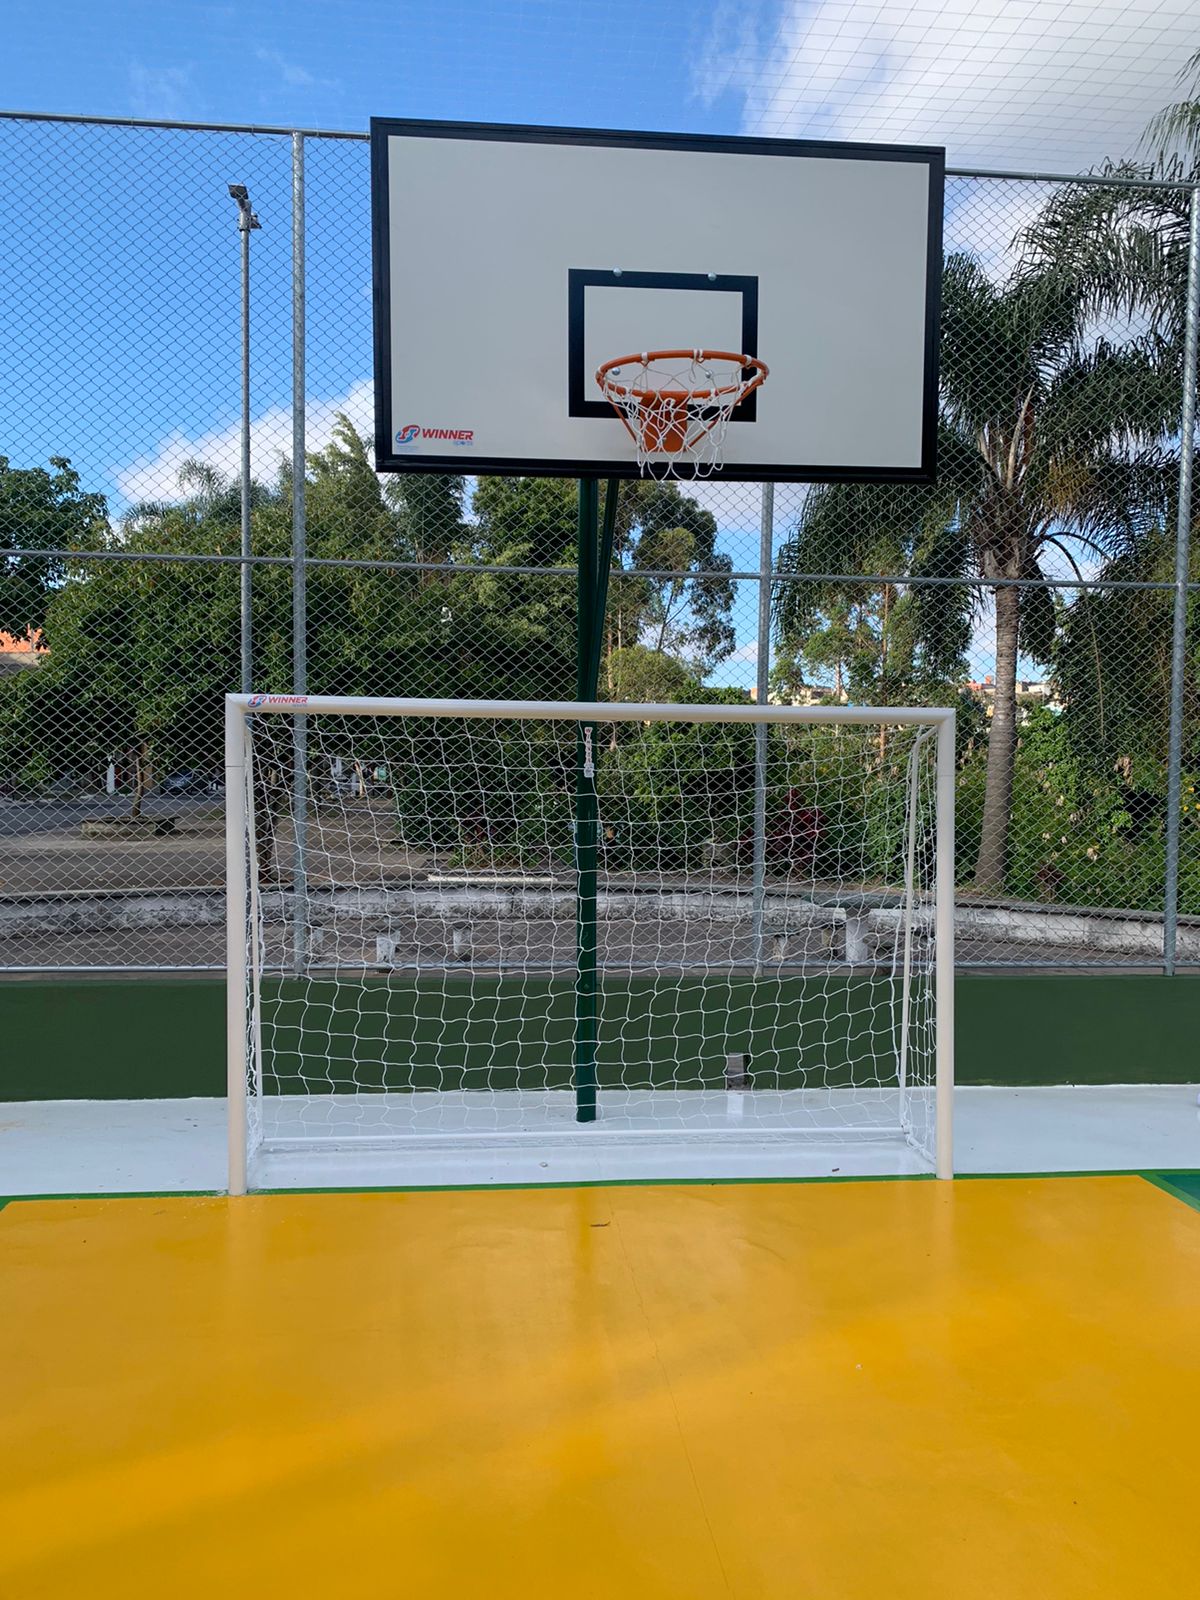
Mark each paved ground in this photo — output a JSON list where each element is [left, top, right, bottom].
[[3, 1084, 1199, 1193], [0, 796, 224, 896], [0, 793, 1190, 972], [0, 793, 211, 840]]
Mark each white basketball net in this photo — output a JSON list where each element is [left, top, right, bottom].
[[596, 349, 767, 479]]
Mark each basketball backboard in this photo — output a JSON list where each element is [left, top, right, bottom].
[[370, 119, 943, 483]]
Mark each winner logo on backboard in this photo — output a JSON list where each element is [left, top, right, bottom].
[[395, 423, 474, 447]]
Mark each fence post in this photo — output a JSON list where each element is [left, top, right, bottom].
[[236, 193, 256, 693], [752, 482, 775, 975], [226, 695, 248, 1195], [291, 131, 309, 973], [1164, 184, 1200, 976]]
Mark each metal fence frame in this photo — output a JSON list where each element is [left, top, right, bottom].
[[1, 109, 1198, 975]]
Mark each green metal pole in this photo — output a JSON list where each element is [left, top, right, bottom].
[[590, 478, 619, 689], [575, 477, 601, 1121]]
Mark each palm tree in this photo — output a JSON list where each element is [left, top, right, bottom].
[[1010, 52, 1200, 840], [1016, 169, 1193, 362], [1017, 48, 1200, 353], [776, 252, 1176, 893], [1145, 47, 1200, 179]]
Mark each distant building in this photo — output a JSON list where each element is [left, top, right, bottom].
[[754, 683, 844, 707], [750, 674, 1062, 715], [964, 674, 1063, 717], [0, 631, 46, 679]]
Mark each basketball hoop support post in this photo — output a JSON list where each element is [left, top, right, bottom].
[[574, 477, 619, 1123]]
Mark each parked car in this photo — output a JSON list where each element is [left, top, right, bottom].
[[159, 770, 220, 796]]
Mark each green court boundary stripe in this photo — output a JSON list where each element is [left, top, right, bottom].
[[251, 1172, 933, 1195], [0, 1174, 933, 1205], [238, 1168, 1200, 1196], [4, 1168, 1199, 1205], [0, 1190, 220, 1209], [959, 1167, 1197, 1181], [1141, 1172, 1200, 1212]]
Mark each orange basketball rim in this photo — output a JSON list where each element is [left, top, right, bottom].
[[596, 348, 769, 467]]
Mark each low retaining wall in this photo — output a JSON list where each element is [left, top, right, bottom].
[[1, 884, 1196, 962], [0, 972, 1194, 1100]]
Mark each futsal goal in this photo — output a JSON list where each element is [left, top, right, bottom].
[[226, 695, 954, 1191]]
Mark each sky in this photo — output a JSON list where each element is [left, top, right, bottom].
[[5, 0, 1195, 165], [3, 1, 1198, 686]]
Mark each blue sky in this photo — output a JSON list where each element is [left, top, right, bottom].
[[3, 1, 1197, 685], [0, 0, 750, 518], [5, 1, 1195, 164], [0, 2, 780, 688], [2, 1, 727, 136]]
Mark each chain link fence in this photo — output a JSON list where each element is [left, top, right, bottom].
[[0, 112, 1197, 973]]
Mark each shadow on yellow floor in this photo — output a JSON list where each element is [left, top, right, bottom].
[[3, 1176, 1199, 1598]]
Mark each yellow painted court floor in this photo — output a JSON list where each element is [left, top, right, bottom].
[[3, 1177, 1200, 1599]]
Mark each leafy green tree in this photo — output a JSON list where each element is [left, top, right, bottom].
[[1053, 531, 1200, 792], [767, 642, 811, 705], [1, 427, 742, 800], [0, 526, 242, 802], [606, 644, 702, 703], [0, 456, 108, 640], [0, 422, 441, 800], [598, 716, 757, 872], [776, 254, 1176, 892], [618, 482, 734, 670], [469, 475, 735, 694], [777, 586, 934, 707], [775, 475, 973, 705], [1013, 76, 1200, 832], [384, 467, 466, 576]]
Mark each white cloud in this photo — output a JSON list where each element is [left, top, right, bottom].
[[254, 48, 340, 92], [942, 175, 1050, 279], [113, 379, 374, 508], [128, 64, 193, 120], [694, 0, 1199, 172]]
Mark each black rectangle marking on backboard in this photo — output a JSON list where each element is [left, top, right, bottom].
[[568, 270, 759, 421]]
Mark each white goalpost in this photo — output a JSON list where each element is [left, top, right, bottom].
[[226, 695, 954, 1192]]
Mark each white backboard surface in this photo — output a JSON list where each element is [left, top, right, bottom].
[[371, 120, 943, 482]]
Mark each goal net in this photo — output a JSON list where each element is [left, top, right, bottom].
[[227, 696, 953, 1190]]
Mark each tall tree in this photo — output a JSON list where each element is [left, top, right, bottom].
[[0, 456, 108, 640], [776, 254, 1176, 892], [1054, 532, 1188, 777], [1144, 46, 1200, 179], [1013, 63, 1200, 814], [468, 475, 736, 694], [621, 481, 735, 671], [0, 425, 441, 794], [775, 479, 972, 707]]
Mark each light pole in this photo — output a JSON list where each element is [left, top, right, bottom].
[[228, 183, 260, 694]]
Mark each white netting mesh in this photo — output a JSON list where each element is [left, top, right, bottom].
[[233, 703, 946, 1183], [596, 350, 768, 477]]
